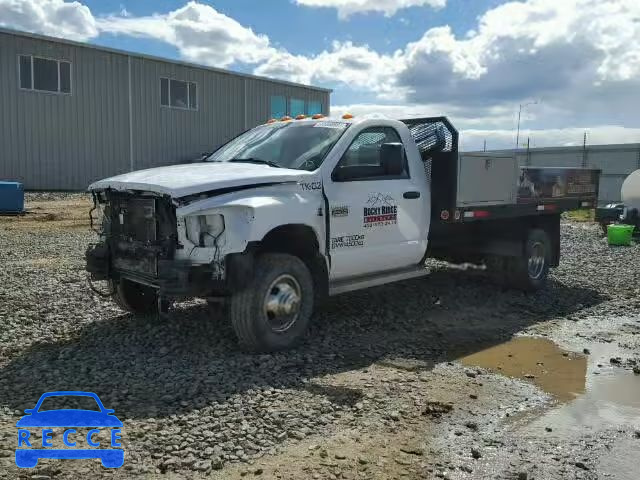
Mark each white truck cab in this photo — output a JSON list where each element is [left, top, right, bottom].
[[86, 115, 600, 351]]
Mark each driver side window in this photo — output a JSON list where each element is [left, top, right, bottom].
[[333, 127, 408, 181]]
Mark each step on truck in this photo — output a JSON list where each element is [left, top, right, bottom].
[[86, 115, 600, 351]]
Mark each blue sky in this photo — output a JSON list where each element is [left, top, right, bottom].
[[1, 0, 639, 149], [85, 0, 504, 57]]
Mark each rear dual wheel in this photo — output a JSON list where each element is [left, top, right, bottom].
[[488, 228, 551, 292]]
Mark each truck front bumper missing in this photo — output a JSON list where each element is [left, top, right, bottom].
[[86, 242, 254, 298]]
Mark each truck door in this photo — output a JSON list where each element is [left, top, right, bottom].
[[323, 126, 427, 280]]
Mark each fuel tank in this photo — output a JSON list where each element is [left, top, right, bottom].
[[621, 169, 640, 212]]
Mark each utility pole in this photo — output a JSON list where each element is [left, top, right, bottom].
[[582, 131, 588, 168], [516, 101, 538, 148]]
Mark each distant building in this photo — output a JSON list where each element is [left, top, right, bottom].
[[0, 28, 331, 190]]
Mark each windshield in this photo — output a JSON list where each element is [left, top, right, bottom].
[[207, 121, 349, 171]]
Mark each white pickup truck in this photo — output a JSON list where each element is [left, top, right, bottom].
[[86, 115, 600, 351]]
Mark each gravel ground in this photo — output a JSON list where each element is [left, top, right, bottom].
[[0, 194, 638, 479]]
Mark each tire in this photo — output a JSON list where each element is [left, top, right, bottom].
[[230, 253, 314, 352], [506, 228, 551, 292], [112, 278, 158, 314]]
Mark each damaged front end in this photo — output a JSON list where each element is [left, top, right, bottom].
[[86, 190, 237, 298]]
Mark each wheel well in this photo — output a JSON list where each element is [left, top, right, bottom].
[[257, 224, 328, 303]]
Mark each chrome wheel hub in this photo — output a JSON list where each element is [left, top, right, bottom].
[[263, 274, 301, 332], [527, 241, 546, 279]]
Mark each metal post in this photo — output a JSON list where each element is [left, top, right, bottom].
[[515, 105, 522, 149], [483, 139, 487, 152], [516, 101, 538, 149], [582, 131, 588, 168], [244, 78, 248, 130], [128, 56, 134, 172]]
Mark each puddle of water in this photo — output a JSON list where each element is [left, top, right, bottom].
[[459, 336, 640, 432], [460, 337, 587, 402], [529, 341, 640, 433]]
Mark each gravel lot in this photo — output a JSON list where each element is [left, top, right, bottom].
[[0, 194, 638, 479]]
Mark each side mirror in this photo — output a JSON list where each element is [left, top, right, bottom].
[[380, 143, 405, 176], [24, 409, 34, 414]]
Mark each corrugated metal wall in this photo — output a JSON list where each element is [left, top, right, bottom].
[[474, 144, 640, 204], [0, 30, 330, 190], [0, 31, 130, 190]]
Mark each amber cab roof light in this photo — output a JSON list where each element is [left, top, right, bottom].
[[342, 113, 354, 119]]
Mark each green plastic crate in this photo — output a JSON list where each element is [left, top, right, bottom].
[[607, 224, 634, 246]]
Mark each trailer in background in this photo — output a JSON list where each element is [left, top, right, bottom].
[[596, 169, 640, 234]]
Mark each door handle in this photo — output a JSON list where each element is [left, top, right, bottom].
[[403, 191, 421, 199]]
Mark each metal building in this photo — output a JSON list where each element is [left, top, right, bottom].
[[0, 28, 331, 190]]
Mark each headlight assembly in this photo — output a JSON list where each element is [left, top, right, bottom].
[[185, 214, 225, 247]]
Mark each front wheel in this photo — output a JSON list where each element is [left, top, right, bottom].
[[112, 278, 158, 314], [230, 253, 314, 352]]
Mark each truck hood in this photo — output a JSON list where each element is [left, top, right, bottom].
[[88, 162, 306, 198]]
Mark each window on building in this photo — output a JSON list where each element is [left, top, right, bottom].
[[270, 95, 286, 119], [160, 77, 197, 110], [307, 101, 323, 115], [290, 98, 305, 117], [19, 55, 71, 94]]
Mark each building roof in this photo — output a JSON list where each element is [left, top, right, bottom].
[[0, 27, 332, 94]]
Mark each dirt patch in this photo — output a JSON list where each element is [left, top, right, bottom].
[[212, 428, 433, 480], [0, 196, 92, 232]]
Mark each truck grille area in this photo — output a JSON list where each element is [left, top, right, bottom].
[[104, 192, 177, 278]]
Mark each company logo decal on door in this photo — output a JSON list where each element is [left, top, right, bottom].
[[363, 193, 397, 228]]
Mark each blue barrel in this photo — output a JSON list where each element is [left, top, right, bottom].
[[0, 181, 24, 214]]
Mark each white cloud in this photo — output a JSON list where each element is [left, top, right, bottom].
[[0, 0, 98, 40], [397, 0, 640, 97], [254, 41, 405, 99], [97, 2, 274, 67], [293, 0, 446, 19]]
